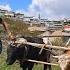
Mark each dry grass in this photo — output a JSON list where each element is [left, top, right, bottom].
[[3, 18, 43, 37]]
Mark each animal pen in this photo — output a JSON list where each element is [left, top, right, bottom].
[[0, 18, 70, 70]]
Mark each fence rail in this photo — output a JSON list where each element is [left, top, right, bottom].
[[15, 39, 70, 50], [27, 59, 59, 66]]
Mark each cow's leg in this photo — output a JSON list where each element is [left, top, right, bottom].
[[47, 59, 51, 70], [28, 62, 34, 70], [44, 64, 47, 70], [44, 65, 51, 70], [20, 62, 27, 70], [48, 65, 51, 70], [22, 66, 27, 70], [0, 40, 2, 54]]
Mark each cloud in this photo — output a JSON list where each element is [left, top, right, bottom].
[[11, 0, 70, 19], [26, 0, 70, 19], [0, 4, 12, 11], [27, 0, 55, 18]]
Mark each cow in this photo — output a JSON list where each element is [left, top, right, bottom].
[[0, 40, 2, 54], [6, 36, 55, 70], [58, 50, 70, 70]]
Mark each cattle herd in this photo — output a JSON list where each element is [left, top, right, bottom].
[[0, 18, 70, 70]]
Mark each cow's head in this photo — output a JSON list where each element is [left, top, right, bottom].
[[0, 40, 2, 54], [6, 43, 28, 65]]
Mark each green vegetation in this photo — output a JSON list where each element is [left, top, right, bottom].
[[0, 47, 22, 70], [0, 47, 60, 70]]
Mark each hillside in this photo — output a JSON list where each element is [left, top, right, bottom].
[[1, 18, 43, 37]]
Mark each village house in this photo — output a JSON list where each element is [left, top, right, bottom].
[[46, 20, 63, 31], [0, 9, 7, 14], [15, 13, 24, 20], [0, 9, 15, 18], [64, 25, 70, 32], [23, 16, 33, 22], [0, 9, 7, 17], [4, 11, 15, 18]]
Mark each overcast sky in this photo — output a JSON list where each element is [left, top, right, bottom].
[[0, 0, 70, 19]]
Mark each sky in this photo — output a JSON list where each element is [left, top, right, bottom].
[[0, 0, 70, 19]]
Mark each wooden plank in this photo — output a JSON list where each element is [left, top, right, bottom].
[[52, 56, 59, 59], [65, 38, 70, 46], [40, 35, 70, 37], [15, 40, 70, 50], [27, 59, 59, 66], [26, 42, 70, 50]]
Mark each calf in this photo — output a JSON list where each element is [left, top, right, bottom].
[[6, 36, 54, 70]]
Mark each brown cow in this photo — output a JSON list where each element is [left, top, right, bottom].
[[58, 50, 70, 70]]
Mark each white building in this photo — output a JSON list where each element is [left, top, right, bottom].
[[15, 13, 24, 19], [0, 9, 7, 14], [23, 16, 33, 22], [4, 11, 15, 18]]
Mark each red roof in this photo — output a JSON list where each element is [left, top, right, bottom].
[[64, 25, 70, 31], [64, 25, 70, 28]]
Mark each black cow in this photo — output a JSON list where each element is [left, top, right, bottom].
[[6, 36, 54, 70], [0, 40, 2, 54]]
